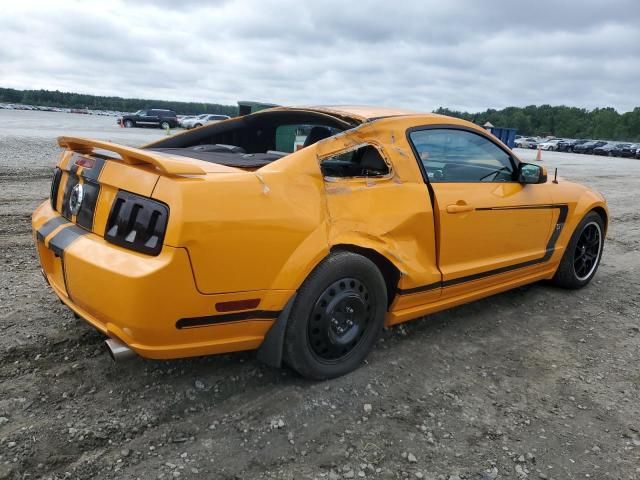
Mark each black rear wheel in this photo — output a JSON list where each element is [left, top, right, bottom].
[[284, 251, 386, 379], [552, 212, 604, 289]]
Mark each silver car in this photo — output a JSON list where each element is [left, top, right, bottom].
[[182, 114, 230, 129]]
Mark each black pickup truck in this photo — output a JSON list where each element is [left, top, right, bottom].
[[118, 109, 178, 129]]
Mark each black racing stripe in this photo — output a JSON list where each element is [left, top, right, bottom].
[[475, 204, 559, 211], [76, 180, 100, 230], [50, 168, 62, 211], [397, 282, 441, 296], [48, 225, 88, 257], [176, 310, 280, 329], [60, 172, 79, 219], [397, 204, 569, 294], [36, 216, 69, 243], [75, 155, 106, 181], [542, 204, 568, 260]]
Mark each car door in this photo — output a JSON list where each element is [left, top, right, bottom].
[[407, 127, 557, 293], [135, 110, 152, 125], [315, 136, 442, 310], [146, 110, 161, 126]]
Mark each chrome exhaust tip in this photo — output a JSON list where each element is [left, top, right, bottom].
[[105, 338, 136, 361]]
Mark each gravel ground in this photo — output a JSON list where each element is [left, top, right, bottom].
[[0, 111, 639, 480]]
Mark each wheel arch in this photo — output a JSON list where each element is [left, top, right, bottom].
[[257, 242, 402, 369], [330, 244, 400, 309], [589, 206, 608, 235]]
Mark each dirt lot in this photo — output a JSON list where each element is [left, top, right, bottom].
[[1, 110, 639, 480]]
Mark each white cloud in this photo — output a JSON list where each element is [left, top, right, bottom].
[[1, 0, 639, 111]]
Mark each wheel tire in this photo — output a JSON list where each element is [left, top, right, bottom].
[[124, 119, 134, 128], [552, 212, 605, 289], [283, 251, 387, 380], [194, 123, 202, 128], [160, 121, 170, 130]]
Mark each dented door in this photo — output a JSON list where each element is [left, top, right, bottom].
[[316, 132, 442, 315]]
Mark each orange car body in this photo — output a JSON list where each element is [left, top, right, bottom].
[[32, 106, 607, 363]]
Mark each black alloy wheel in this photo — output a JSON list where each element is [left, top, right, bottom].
[[573, 221, 602, 281], [552, 212, 605, 289]]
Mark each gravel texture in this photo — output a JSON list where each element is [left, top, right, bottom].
[[0, 110, 639, 480]]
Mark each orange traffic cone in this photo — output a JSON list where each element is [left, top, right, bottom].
[[536, 145, 542, 161]]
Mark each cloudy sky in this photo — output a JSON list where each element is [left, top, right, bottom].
[[1, 0, 639, 112]]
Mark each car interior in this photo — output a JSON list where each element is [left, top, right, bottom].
[[320, 144, 390, 178], [148, 110, 358, 169]]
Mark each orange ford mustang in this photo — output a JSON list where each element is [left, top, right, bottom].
[[32, 106, 608, 379]]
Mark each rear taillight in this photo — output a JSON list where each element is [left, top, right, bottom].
[[105, 191, 169, 256], [50, 167, 62, 211]]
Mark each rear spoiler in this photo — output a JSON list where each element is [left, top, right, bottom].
[[58, 136, 206, 176]]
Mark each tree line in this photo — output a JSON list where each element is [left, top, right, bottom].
[[0, 88, 238, 116], [435, 105, 640, 142], [2, 87, 639, 141]]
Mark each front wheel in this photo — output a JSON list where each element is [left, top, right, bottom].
[[284, 251, 387, 379], [552, 212, 605, 289], [160, 121, 170, 130], [124, 119, 134, 128]]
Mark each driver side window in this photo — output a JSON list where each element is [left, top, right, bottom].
[[409, 129, 516, 182]]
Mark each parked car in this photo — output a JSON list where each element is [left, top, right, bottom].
[[636, 145, 640, 159], [177, 115, 195, 128], [557, 139, 587, 152], [118, 109, 178, 129], [593, 143, 619, 156], [514, 137, 539, 149], [538, 139, 563, 151], [33, 106, 608, 379], [573, 141, 607, 154], [612, 143, 638, 158], [182, 114, 230, 129]]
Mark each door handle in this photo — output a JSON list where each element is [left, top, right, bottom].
[[446, 203, 474, 214]]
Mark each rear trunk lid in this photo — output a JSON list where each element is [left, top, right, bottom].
[[51, 136, 232, 242]]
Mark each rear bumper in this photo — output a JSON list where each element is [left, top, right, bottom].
[[32, 201, 292, 359]]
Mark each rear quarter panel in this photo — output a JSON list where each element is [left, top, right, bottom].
[[152, 149, 330, 294]]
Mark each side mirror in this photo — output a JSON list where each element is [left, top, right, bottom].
[[518, 163, 547, 184]]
